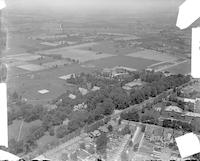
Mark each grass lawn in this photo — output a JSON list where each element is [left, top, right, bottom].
[[8, 119, 42, 141]]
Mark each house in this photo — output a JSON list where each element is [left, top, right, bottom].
[[69, 94, 76, 99], [38, 89, 49, 94], [79, 87, 88, 95], [91, 130, 101, 137], [162, 71, 172, 77], [123, 79, 143, 90], [98, 126, 109, 133], [183, 98, 196, 104], [91, 86, 100, 92], [59, 73, 75, 80]]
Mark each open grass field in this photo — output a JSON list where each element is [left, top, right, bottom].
[[127, 49, 178, 62], [8, 120, 42, 141], [39, 42, 115, 62], [37, 134, 58, 148], [83, 55, 159, 70], [9, 54, 41, 62], [17, 64, 46, 72], [79, 40, 142, 56], [8, 64, 94, 105]]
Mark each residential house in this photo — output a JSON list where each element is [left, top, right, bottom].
[[79, 87, 89, 96], [122, 79, 143, 90], [69, 94, 76, 100], [91, 86, 100, 92]]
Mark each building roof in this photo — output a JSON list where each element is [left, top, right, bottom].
[[79, 87, 88, 95], [184, 112, 200, 118], [38, 89, 49, 94], [183, 98, 196, 104], [92, 130, 101, 136], [98, 126, 108, 133], [59, 74, 74, 80], [69, 94, 76, 99], [165, 106, 183, 113], [91, 86, 100, 91], [125, 79, 143, 88], [122, 86, 132, 90]]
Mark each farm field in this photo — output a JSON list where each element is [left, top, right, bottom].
[[8, 120, 42, 141], [83, 55, 159, 70]]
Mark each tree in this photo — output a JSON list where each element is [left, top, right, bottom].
[[101, 98, 115, 115], [109, 87, 130, 109], [121, 125, 131, 135], [129, 140, 133, 147], [56, 125, 70, 138], [107, 125, 113, 132], [12, 91, 19, 100], [133, 143, 139, 152], [49, 127, 55, 136], [120, 112, 140, 122]]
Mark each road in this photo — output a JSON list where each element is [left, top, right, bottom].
[[17, 119, 24, 141]]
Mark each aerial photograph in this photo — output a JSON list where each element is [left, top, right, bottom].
[[0, 0, 200, 160]]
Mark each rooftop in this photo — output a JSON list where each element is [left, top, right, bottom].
[[165, 106, 183, 113], [38, 89, 49, 94]]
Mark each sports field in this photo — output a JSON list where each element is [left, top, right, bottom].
[[83, 55, 159, 70], [127, 49, 178, 62]]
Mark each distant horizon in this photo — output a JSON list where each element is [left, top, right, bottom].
[[5, 0, 184, 14]]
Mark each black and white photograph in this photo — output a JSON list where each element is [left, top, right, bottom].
[[1, 0, 200, 160]]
